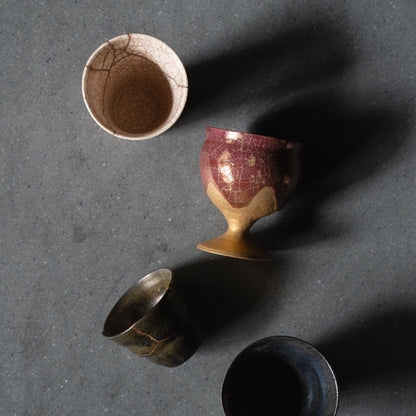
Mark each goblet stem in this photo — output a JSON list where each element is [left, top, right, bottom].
[[197, 225, 271, 261], [197, 183, 277, 260]]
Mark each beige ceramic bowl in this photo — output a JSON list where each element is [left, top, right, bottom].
[[82, 34, 188, 140]]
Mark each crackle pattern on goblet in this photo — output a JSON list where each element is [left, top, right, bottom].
[[200, 127, 298, 208], [198, 127, 300, 260]]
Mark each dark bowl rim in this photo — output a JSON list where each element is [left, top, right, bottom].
[[221, 335, 339, 416]]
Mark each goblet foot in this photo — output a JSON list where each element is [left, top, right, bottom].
[[197, 230, 272, 261], [197, 183, 277, 260]]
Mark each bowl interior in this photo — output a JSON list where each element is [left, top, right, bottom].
[[83, 34, 187, 139], [222, 337, 338, 416], [103, 269, 172, 337]]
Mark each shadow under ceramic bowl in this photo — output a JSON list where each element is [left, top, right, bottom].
[[222, 336, 338, 416]]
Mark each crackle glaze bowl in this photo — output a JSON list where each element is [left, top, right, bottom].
[[82, 33, 188, 140], [198, 127, 301, 260]]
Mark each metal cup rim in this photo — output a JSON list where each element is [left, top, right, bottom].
[[102, 268, 173, 339]]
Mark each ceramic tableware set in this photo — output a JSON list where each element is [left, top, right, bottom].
[[83, 34, 338, 416]]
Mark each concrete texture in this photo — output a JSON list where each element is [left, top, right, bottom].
[[1, 1, 415, 415]]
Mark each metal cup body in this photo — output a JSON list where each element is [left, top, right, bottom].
[[103, 269, 201, 367]]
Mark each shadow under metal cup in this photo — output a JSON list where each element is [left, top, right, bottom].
[[222, 336, 338, 416], [103, 269, 201, 367], [82, 33, 188, 140]]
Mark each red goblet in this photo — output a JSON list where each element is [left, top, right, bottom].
[[198, 127, 301, 260]]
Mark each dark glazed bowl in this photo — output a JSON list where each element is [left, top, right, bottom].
[[222, 336, 338, 416]]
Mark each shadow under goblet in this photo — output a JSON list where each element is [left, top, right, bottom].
[[222, 336, 338, 416], [82, 33, 188, 140], [102, 269, 201, 367]]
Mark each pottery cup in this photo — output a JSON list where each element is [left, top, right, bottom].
[[222, 336, 338, 416], [103, 268, 201, 367], [82, 34, 188, 140], [198, 127, 301, 260]]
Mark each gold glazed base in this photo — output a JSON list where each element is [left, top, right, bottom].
[[197, 183, 277, 261], [197, 231, 272, 261]]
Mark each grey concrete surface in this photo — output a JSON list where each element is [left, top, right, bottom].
[[1, 1, 415, 415]]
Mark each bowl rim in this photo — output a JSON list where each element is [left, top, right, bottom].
[[82, 33, 188, 140], [206, 126, 301, 145], [221, 335, 339, 416]]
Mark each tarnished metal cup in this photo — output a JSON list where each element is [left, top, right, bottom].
[[222, 336, 338, 416], [103, 269, 201, 367]]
